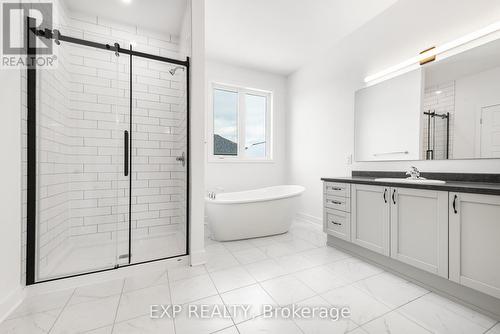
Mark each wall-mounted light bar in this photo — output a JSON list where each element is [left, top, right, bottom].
[[364, 20, 500, 84]]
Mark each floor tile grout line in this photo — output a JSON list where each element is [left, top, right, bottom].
[[483, 321, 499, 334], [165, 266, 179, 334], [109, 279, 126, 334], [354, 291, 433, 331], [205, 266, 241, 332], [47, 288, 77, 334]]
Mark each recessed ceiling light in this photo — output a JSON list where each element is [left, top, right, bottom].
[[122, 0, 132, 4], [435, 90, 443, 95]]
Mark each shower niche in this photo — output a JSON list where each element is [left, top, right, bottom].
[[25, 17, 189, 284]]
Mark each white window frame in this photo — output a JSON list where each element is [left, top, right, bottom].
[[208, 82, 273, 163]]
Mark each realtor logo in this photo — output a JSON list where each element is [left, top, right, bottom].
[[1, 2, 57, 68]]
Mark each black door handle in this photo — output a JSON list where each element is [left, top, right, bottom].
[[392, 189, 396, 204], [124, 130, 129, 176], [383, 188, 387, 203], [453, 194, 458, 214]]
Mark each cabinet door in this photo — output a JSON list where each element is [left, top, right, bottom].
[[449, 192, 500, 299], [390, 188, 448, 278], [351, 184, 390, 255]]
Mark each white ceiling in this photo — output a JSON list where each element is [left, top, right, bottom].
[[206, 0, 399, 75], [63, 0, 187, 36]]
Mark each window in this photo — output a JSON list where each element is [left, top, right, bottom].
[[211, 83, 272, 161]]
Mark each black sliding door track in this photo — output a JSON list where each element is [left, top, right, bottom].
[[26, 17, 190, 285]]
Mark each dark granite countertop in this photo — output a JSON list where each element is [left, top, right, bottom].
[[321, 172, 500, 196]]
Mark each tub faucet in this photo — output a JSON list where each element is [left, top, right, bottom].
[[406, 166, 421, 179], [208, 191, 217, 199]]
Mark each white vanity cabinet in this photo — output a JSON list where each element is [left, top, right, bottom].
[[323, 182, 351, 241], [351, 184, 390, 256], [449, 192, 500, 299], [390, 188, 448, 278]]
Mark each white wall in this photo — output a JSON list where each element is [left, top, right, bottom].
[[355, 69, 423, 161], [205, 61, 287, 192], [0, 69, 23, 321], [287, 0, 500, 220], [454, 66, 500, 158], [188, 0, 206, 266]]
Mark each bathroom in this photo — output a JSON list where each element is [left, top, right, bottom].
[[1, 0, 500, 333]]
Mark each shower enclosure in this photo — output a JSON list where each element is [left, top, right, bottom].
[[25, 17, 189, 284]]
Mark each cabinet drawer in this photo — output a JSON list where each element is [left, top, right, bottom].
[[324, 182, 350, 197], [325, 209, 351, 241], [325, 195, 351, 212]]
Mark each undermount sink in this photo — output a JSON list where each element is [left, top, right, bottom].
[[374, 178, 446, 185]]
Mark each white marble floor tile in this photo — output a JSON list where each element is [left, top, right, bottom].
[[300, 246, 352, 266], [257, 242, 296, 258], [294, 265, 349, 293], [205, 251, 240, 272], [84, 325, 112, 333], [0, 309, 60, 334], [209, 266, 256, 293], [115, 284, 171, 322], [260, 275, 316, 306], [174, 295, 234, 334], [167, 265, 207, 282], [327, 258, 384, 283], [293, 295, 358, 334], [212, 326, 239, 334], [69, 279, 124, 306], [231, 247, 268, 265], [221, 240, 255, 252], [51, 295, 120, 334], [278, 238, 317, 253], [220, 284, 276, 324], [322, 285, 391, 326], [486, 323, 500, 334], [361, 311, 432, 334], [354, 272, 428, 308], [276, 253, 317, 273], [122, 268, 168, 293], [248, 235, 279, 247], [398, 293, 496, 334], [112, 315, 175, 334], [169, 274, 218, 305], [237, 315, 303, 334], [8, 289, 74, 319], [244, 258, 288, 282]]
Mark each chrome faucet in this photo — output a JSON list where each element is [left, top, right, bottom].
[[207, 191, 217, 200], [406, 166, 421, 179]]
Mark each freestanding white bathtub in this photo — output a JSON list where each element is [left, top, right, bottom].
[[205, 185, 306, 241]]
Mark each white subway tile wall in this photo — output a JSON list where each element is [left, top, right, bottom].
[[22, 0, 187, 281], [422, 81, 455, 160]]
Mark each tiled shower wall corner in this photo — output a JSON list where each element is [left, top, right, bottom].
[[22, 0, 188, 281], [422, 81, 455, 160]]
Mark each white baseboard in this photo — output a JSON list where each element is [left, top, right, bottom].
[[0, 285, 25, 323], [190, 249, 207, 266], [295, 212, 322, 225]]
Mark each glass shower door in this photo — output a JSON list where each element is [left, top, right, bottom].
[[34, 42, 130, 281], [130, 56, 188, 263]]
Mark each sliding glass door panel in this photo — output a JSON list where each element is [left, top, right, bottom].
[[129, 57, 188, 263], [35, 43, 130, 281]]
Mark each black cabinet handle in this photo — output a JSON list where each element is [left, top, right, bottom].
[[124, 130, 129, 176], [329, 200, 342, 205], [331, 221, 342, 226], [383, 188, 387, 203], [453, 194, 458, 214], [392, 189, 396, 204]]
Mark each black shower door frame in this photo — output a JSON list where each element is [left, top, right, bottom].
[[26, 17, 190, 285]]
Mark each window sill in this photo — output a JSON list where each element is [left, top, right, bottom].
[[207, 157, 275, 164]]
